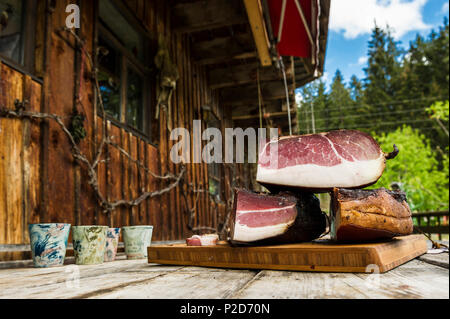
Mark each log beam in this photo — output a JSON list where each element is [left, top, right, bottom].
[[192, 34, 256, 65], [233, 109, 297, 121], [243, 0, 272, 66], [220, 80, 294, 106], [231, 100, 285, 118], [209, 61, 293, 89], [172, 0, 247, 33]]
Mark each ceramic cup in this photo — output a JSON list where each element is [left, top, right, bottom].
[[122, 226, 153, 260], [104, 228, 121, 262], [72, 226, 108, 265], [29, 223, 71, 268]]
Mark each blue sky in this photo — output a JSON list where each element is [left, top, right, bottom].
[[317, 0, 449, 89]]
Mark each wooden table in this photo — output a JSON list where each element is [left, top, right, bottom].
[[0, 246, 447, 299]]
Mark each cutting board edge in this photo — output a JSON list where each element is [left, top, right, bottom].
[[147, 234, 429, 273], [146, 259, 371, 273], [371, 234, 428, 272]]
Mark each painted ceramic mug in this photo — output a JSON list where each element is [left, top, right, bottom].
[[104, 228, 121, 262], [72, 226, 108, 265], [122, 226, 153, 260], [29, 223, 71, 268]]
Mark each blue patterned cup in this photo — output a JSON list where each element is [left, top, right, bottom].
[[122, 226, 153, 260], [104, 228, 121, 262], [29, 223, 71, 268]]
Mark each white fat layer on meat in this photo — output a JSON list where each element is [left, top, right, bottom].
[[256, 155, 384, 188], [232, 219, 294, 242], [237, 205, 295, 214], [191, 234, 218, 246]]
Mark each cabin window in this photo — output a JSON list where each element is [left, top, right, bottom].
[[209, 162, 221, 201], [97, 0, 149, 136], [98, 35, 121, 120], [0, 0, 35, 71], [206, 113, 222, 202], [126, 66, 144, 131]]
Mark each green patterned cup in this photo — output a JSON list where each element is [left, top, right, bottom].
[[122, 226, 153, 260], [72, 226, 108, 265]]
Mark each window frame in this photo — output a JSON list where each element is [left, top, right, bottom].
[[0, 0, 37, 75], [205, 109, 223, 202], [95, 0, 153, 140]]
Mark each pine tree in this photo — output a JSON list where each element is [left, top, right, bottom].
[[400, 18, 449, 147], [349, 75, 363, 102], [313, 81, 330, 132], [328, 70, 354, 130], [363, 25, 404, 133]]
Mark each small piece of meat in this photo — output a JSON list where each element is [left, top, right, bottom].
[[186, 234, 219, 246], [331, 187, 414, 242]]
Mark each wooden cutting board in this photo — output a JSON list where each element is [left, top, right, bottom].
[[147, 234, 428, 273]]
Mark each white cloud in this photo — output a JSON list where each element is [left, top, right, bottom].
[[357, 56, 368, 65], [442, 2, 449, 14], [329, 0, 431, 39]]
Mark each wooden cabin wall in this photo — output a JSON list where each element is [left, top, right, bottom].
[[0, 66, 42, 244], [0, 0, 233, 245]]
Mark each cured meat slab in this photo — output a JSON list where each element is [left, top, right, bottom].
[[331, 188, 414, 242], [229, 189, 326, 245], [147, 235, 428, 273], [256, 130, 399, 192]]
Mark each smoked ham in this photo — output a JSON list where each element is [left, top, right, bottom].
[[228, 189, 326, 245], [331, 188, 414, 242], [256, 130, 399, 192]]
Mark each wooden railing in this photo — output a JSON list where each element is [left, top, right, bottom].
[[412, 211, 449, 240]]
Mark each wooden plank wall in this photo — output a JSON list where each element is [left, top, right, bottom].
[[0, 65, 41, 244], [0, 0, 235, 245]]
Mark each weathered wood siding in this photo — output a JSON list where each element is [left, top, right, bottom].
[[0, 66, 42, 244], [0, 0, 236, 245]]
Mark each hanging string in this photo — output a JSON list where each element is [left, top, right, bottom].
[[257, 67, 263, 129], [279, 57, 293, 136], [277, 0, 287, 43]]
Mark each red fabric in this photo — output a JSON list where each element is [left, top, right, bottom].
[[267, 0, 314, 58]]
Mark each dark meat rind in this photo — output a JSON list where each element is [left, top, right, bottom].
[[336, 187, 407, 203]]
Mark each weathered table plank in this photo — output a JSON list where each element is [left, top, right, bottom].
[[232, 260, 448, 299], [418, 253, 449, 269], [0, 252, 447, 299], [92, 268, 258, 299], [0, 259, 181, 299]]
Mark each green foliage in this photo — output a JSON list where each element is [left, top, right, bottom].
[[328, 70, 355, 130], [364, 25, 403, 104], [371, 126, 449, 212], [298, 79, 330, 134], [427, 100, 449, 121], [69, 109, 87, 145]]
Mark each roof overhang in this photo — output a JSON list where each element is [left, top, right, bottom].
[[171, 0, 330, 135]]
